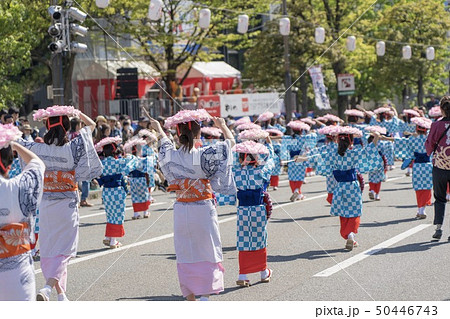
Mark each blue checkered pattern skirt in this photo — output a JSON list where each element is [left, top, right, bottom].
[[103, 187, 127, 225], [236, 205, 267, 251]]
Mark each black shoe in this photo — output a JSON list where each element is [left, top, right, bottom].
[[448, 236, 450, 242], [432, 229, 442, 240]]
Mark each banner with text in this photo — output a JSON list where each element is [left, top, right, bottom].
[[308, 66, 331, 110], [197, 95, 221, 117], [219, 93, 283, 117]]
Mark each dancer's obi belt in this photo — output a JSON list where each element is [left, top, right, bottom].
[[97, 174, 127, 189], [129, 170, 146, 178], [237, 188, 264, 206], [289, 150, 301, 158], [0, 222, 31, 258], [44, 170, 77, 192], [414, 152, 431, 163], [333, 168, 357, 183], [167, 179, 213, 202]]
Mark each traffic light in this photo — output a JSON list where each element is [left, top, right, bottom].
[[47, 3, 89, 54]]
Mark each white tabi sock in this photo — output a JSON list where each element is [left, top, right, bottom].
[[199, 296, 209, 301], [436, 224, 442, 230], [260, 269, 270, 279], [348, 232, 355, 241], [238, 274, 248, 281]]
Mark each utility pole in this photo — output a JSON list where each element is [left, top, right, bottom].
[[282, 0, 293, 126], [50, 0, 65, 105], [48, 0, 88, 106]]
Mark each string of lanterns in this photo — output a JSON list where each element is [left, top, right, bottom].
[[95, 0, 442, 60]]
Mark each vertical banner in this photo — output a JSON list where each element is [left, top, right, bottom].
[[308, 66, 331, 110]]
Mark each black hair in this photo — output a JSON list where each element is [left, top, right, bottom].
[[239, 153, 258, 167], [270, 118, 277, 126], [44, 115, 70, 146], [8, 107, 19, 115], [364, 115, 372, 124], [337, 134, 354, 156], [347, 115, 358, 123], [440, 96, 450, 117], [178, 121, 201, 152], [378, 112, 386, 122], [102, 143, 120, 158], [0, 146, 14, 175], [70, 117, 81, 132]]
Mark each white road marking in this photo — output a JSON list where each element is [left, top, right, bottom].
[[79, 202, 168, 219], [34, 175, 406, 274], [313, 223, 432, 277]]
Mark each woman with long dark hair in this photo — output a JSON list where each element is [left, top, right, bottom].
[[0, 125, 45, 300], [297, 127, 382, 250], [148, 108, 235, 301], [19, 106, 102, 301], [425, 96, 450, 240]]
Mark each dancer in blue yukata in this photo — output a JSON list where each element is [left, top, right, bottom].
[[296, 126, 383, 250], [266, 128, 284, 190], [365, 126, 389, 201], [383, 117, 433, 220], [95, 137, 138, 249], [233, 139, 275, 287], [139, 129, 158, 203]]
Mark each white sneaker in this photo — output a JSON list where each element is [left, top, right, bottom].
[[36, 287, 51, 301], [57, 293, 69, 301], [369, 190, 375, 200]]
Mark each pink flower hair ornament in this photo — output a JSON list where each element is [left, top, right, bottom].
[[265, 128, 284, 137], [233, 116, 251, 126], [344, 109, 365, 118], [323, 114, 342, 122], [257, 112, 274, 122], [138, 129, 157, 142], [33, 105, 81, 122], [337, 126, 363, 137], [402, 109, 420, 117], [201, 127, 222, 138], [317, 125, 342, 136], [0, 124, 23, 149], [374, 107, 392, 115], [287, 121, 311, 132], [232, 140, 269, 155], [94, 136, 122, 152], [236, 122, 261, 131], [123, 137, 147, 154], [238, 129, 269, 141], [163, 109, 212, 129], [300, 118, 315, 125], [429, 106, 442, 118], [364, 125, 387, 135], [410, 117, 432, 130]]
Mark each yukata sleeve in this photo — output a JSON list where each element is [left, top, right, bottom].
[[158, 137, 175, 167], [121, 155, 139, 175], [72, 126, 103, 181], [393, 137, 411, 160], [16, 159, 45, 218], [280, 136, 292, 161], [202, 139, 237, 195], [357, 143, 383, 173], [307, 148, 333, 176], [260, 144, 276, 181], [369, 116, 378, 126]]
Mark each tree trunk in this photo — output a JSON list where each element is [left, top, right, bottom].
[[417, 74, 424, 107], [332, 59, 346, 119], [299, 66, 308, 116], [402, 85, 408, 109], [63, 53, 76, 106]]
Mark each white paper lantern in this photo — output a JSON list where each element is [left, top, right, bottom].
[[96, 0, 110, 8], [148, 0, 163, 21], [279, 17, 290, 36], [346, 36, 356, 52], [402, 45, 412, 59], [426, 46, 435, 60], [376, 41, 385, 56], [237, 15, 249, 34], [199, 9, 211, 29], [315, 27, 325, 44]]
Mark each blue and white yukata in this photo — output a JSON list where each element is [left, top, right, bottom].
[[235, 144, 275, 279], [141, 144, 157, 191], [368, 140, 390, 199], [269, 141, 282, 189], [394, 134, 432, 216], [282, 133, 317, 196], [309, 142, 383, 241], [128, 154, 154, 217], [98, 156, 137, 241], [309, 142, 338, 204], [374, 116, 401, 167]]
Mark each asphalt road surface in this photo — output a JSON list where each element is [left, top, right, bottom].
[[33, 164, 450, 301]]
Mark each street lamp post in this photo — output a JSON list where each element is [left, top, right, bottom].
[[282, 0, 293, 125]]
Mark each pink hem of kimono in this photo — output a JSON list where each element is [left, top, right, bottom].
[[177, 261, 224, 297]]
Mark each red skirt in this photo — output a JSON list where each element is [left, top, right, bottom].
[[289, 181, 303, 193], [105, 223, 125, 238], [369, 182, 381, 194], [326, 193, 333, 204], [415, 190, 432, 208], [339, 217, 360, 240], [238, 248, 267, 274], [270, 175, 279, 187]]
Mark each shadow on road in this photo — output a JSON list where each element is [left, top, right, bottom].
[[79, 222, 106, 228], [141, 253, 176, 260], [380, 187, 411, 192], [268, 248, 345, 262], [116, 295, 184, 301], [270, 215, 330, 223], [360, 217, 416, 228], [372, 240, 449, 255]]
